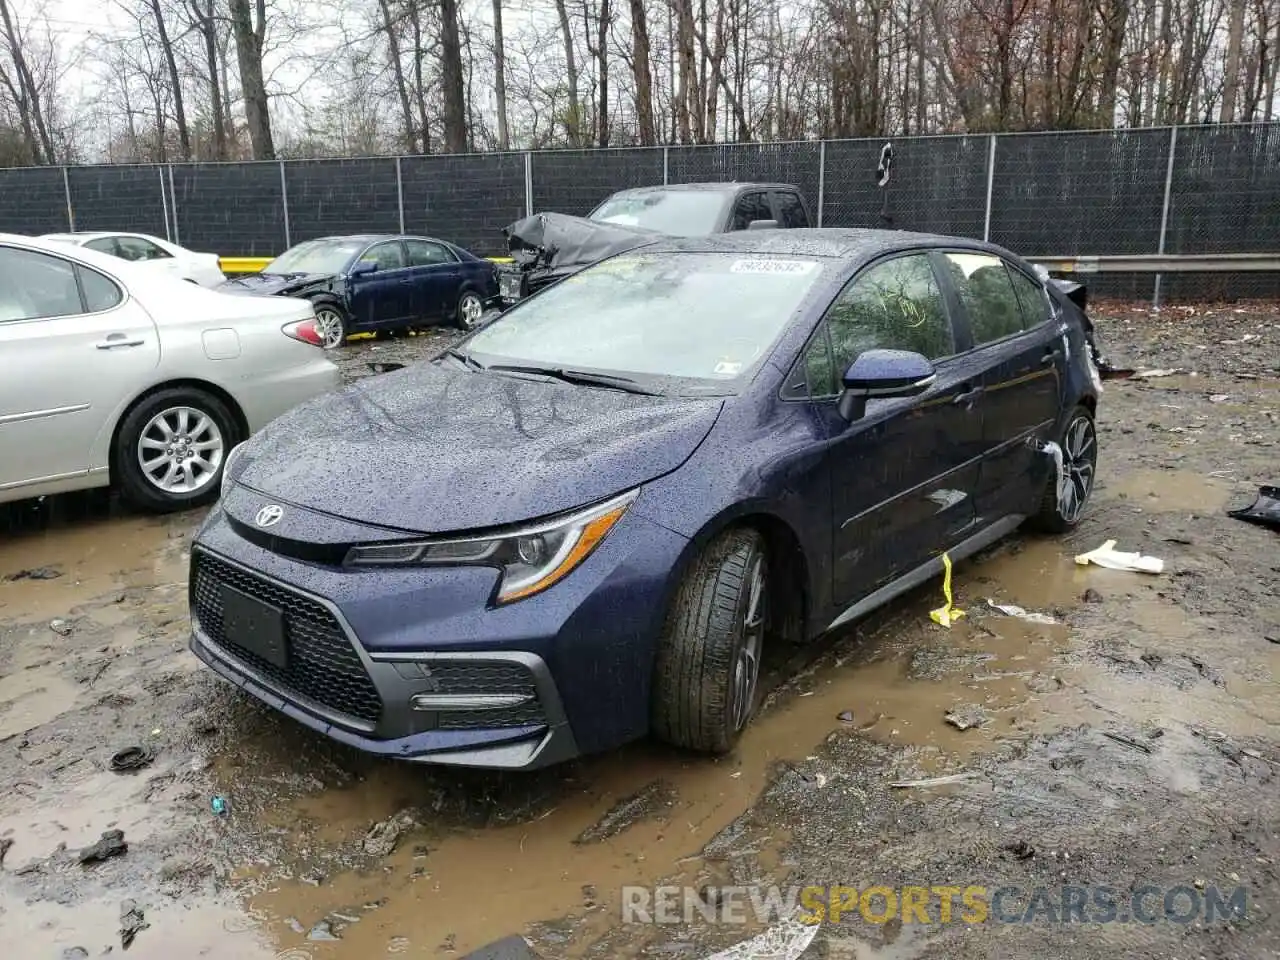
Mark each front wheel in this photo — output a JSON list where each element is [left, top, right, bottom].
[[1030, 405, 1097, 533], [455, 289, 485, 330], [312, 303, 349, 350], [114, 387, 239, 513], [652, 528, 769, 753]]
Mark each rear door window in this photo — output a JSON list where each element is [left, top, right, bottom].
[[0, 247, 86, 321], [1007, 265, 1051, 328], [940, 252, 1026, 345], [774, 192, 809, 228], [404, 239, 456, 267], [730, 193, 772, 231]]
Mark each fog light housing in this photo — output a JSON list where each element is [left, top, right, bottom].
[[410, 693, 535, 711]]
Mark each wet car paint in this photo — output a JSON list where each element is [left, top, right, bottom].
[[192, 229, 1101, 770]]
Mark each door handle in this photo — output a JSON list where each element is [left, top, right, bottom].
[[952, 385, 984, 406], [96, 335, 146, 350]]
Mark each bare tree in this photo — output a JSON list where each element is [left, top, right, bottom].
[[439, 0, 468, 150], [493, 0, 509, 148], [228, 0, 275, 158], [0, 0, 55, 162], [1221, 0, 1247, 118], [553, 0, 584, 143]]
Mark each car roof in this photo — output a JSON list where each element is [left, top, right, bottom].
[[301, 234, 448, 244], [627, 227, 1008, 262], [607, 182, 801, 197]]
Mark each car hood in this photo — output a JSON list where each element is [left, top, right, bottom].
[[232, 363, 723, 534], [504, 212, 659, 273], [217, 272, 337, 296]]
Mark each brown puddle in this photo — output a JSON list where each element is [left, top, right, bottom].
[[241, 540, 1094, 957], [1101, 467, 1232, 514], [0, 509, 194, 622], [4, 531, 1211, 959]]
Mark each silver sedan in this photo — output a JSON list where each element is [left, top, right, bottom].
[[0, 234, 341, 512]]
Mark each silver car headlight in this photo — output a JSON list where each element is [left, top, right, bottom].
[[220, 442, 245, 499], [343, 489, 638, 604]]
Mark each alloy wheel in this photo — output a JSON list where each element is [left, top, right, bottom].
[[731, 555, 766, 731], [459, 293, 484, 329], [313, 308, 345, 349], [137, 406, 224, 494], [1059, 414, 1097, 523]]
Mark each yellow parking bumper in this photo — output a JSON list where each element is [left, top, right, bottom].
[[219, 255, 513, 274]]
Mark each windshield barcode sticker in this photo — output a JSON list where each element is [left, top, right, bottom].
[[729, 259, 818, 275]]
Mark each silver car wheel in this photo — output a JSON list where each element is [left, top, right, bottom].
[[314, 307, 345, 349], [731, 555, 766, 731], [1059, 413, 1097, 523], [459, 293, 484, 329], [137, 405, 224, 494]]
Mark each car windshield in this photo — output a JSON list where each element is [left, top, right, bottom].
[[264, 239, 366, 276], [462, 251, 827, 394], [589, 191, 727, 236]]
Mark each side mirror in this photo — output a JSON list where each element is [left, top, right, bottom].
[[838, 349, 936, 421], [746, 219, 780, 231], [351, 260, 378, 277]]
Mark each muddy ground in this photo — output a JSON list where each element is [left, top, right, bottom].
[[1, 304, 1277, 960]]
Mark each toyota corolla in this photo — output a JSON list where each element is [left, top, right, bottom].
[[189, 229, 1102, 769]]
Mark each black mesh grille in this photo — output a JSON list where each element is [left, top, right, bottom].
[[426, 660, 546, 730], [192, 551, 383, 725]]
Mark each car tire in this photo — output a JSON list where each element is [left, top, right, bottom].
[[652, 528, 769, 754], [1029, 404, 1097, 533], [114, 387, 239, 513], [455, 288, 485, 330], [312, 302, 349, 350]]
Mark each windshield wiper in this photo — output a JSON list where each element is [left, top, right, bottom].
[[443, 347, 485, 371], [485, 363, 662, 396]]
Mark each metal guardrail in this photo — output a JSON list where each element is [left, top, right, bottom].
[[1033, 253, 1280, 273], [219, 255, 514, 274]]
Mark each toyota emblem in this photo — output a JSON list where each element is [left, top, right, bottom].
[[255, 504, 284, 527]]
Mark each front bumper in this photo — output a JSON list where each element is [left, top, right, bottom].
[[188, 497, 688, 769], [189, 549, 579, 769]]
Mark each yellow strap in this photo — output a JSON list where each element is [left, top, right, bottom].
[[929, 552, 966, 628]]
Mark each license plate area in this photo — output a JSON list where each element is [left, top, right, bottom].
[[220, 584, 288, 669]]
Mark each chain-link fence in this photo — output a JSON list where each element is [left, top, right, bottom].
[[1, 123, 1277, 297]]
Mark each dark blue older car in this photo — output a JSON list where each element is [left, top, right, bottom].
[[219, 234, 498, 348], [191, 229, 1102, 769]]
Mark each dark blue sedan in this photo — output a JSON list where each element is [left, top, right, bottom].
[[218, 234, 498, 348], [190, 229, 1102, 769]]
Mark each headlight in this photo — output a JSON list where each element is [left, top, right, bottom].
[[220, 442, 245, 499], [344, 489, 638, 604]]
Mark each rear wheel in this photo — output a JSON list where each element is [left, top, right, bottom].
[[114, 387, 239, 513], [652, 528, 768, 753], [1030, 405, 1097, 533], [312, 303, 348, 350], [455, 289, 485, 330]]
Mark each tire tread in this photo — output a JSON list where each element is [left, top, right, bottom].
[[652, 528, 762, 753]]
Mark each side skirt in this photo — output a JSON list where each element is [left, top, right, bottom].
[[826, 514, 1027, 632]]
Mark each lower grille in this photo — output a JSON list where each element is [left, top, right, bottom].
[[422, 660, 546, 730], [192, 551, 383, 725]]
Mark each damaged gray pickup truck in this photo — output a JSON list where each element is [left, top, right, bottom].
[[495, 182, 812, 307]]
